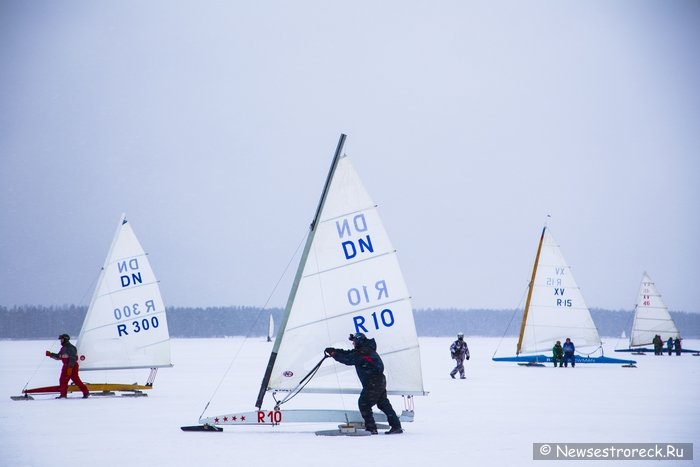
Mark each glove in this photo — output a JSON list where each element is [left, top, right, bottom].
[[45, 350, 51, 357], [324, 347, 336, 357], [66, 367, 73, 377], [451, 353, 456, 359], [466, 356, 470, 360]]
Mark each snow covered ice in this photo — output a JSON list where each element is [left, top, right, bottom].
[[2, 337, 698, 466]]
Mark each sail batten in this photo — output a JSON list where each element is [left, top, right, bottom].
[[92, 280, 162, 300], [301, 250, 397, 279], [317, 205, 377, 224]]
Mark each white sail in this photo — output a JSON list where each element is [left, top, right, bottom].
[[267, 314, 274, 342], [77, 214, 172, 371], [519, 227, 601, 355], [266, 154, 424, 397], [629, 272, 679, 347]]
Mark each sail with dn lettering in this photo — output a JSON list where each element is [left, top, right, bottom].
[[181, 134, 427, 435], [492, 225, 636, 367], [77, 214, 171, 372], [12, 214, 172, 400]]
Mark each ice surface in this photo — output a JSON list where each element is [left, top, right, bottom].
[[2, 337, 698, 466]]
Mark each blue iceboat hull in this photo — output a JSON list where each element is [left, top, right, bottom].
[[615, 347, 699, 354], [492, 354, 637, 365]]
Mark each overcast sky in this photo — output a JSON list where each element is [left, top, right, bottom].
[[1, 1, 698, 313]]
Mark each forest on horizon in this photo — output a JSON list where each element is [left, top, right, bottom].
[[1, 305, 699, 340]]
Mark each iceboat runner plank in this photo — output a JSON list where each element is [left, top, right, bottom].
[[22, 382, 152, 395], [199, 409, 415, 426]]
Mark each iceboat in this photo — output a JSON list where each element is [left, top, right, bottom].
[[182, 134, 427, 434], [13, 214, 172, 400], [615, 272, 698, 355], [492, 225, 636, 367], [267, 313, 274, 343]]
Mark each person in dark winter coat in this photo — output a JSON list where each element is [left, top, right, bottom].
[[449, 332, 470, 379], [653, 334, 663, 355], [674, 337, 682, 356], [667, 337, 674, 356], [46, 334, 89, 399], [562, 337, 575, 368], [552, 340, 564, 367], [325, 333, 403, 435]]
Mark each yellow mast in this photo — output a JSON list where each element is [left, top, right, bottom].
[[516, 226, 546, 355]]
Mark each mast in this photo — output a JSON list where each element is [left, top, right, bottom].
[[516, 226, 546, 356], [255, 134, 347, 408]]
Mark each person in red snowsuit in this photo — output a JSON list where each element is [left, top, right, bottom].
[[46, 334, 89, 399]]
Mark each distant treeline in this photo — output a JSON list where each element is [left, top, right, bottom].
[[1, 305, 699, 339]]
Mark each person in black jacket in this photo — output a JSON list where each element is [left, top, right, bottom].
[[325, 333, 403, 435], [674, 337, 682, 356], [562, 337, 576, 368], [46, 334, 89, 399]]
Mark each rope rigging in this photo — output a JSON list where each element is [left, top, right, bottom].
[[492, 282, 529, 359], [273, 354, 330, 408], [197, 228, 308, 420]]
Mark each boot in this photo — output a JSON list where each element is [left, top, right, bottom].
[[385, 427, 404, 435]]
